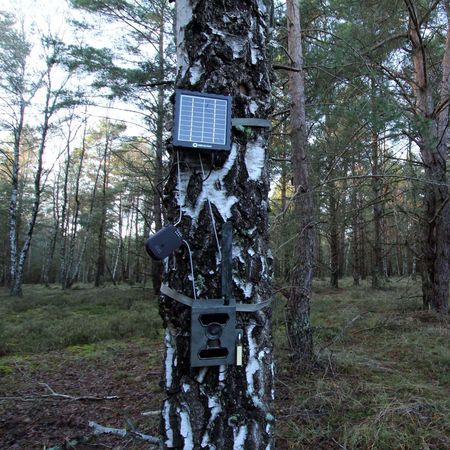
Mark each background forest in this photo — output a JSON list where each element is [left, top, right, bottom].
[[0, 0, 449, 449], [0, 0, 449, 306]]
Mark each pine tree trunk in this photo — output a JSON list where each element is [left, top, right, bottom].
[[407, 0, 449, 314], [329, 185, 339, 289], [69, 155, 102, 286], [351, 175, 360, 286], [95, 134, 110, 287], [41, 180, 60, 286], [65, 117, 87, 288], [59, 132, 72, 289], [159, 1, 274, 448], [371, 79, 383, 289], [286, 0, 315, 369], [134, 196, 141, 283], [359, 196, 367, 280], [315, 225, 323, 280]]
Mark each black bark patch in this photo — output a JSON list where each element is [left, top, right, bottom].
[[186, 171, 202, 208]]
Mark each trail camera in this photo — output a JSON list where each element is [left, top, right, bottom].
[[190, 222, 238, 367], [173, 90, 232, 151], [190, 297, 238, 367]]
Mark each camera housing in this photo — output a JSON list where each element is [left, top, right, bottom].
[[190, 297, 238, 367]]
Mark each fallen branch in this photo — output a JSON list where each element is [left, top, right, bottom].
[[141, 410, 160, 416], [88, 420, 160, 445], [317, 314, 363, 354], [39, 383, 119, 401], [0, 383, 120, 402]]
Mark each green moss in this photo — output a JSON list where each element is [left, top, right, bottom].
[[66, 343, 98, 356], [0, 363, 13, 376]]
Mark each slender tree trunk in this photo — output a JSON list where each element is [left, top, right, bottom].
[[69, 156, 102, 286], [151, 3, 166, 294], [41, 178, 60, 286], [279, 145, 289, 280], [371, 79, 384, 289], [8, 100, 25, 292], [393, 208, 403, 276], [329, 187, 339, 289], [351, 163, 360, 286], [120, 204, 128, 282], [134, 196, 141, 283], [286, 0, 315, 369], [339, 229, 347, 279], [160, 1, 274, 448], [126, 205, 134, 284], [59, 130, 72, 289], [316, 226, 323, 280], [359, 199, 367, 280], [95, 132, 110, 287], [114, 193, 123, 283], [65, 117, 87, 288], [10, 83, 53, 296]]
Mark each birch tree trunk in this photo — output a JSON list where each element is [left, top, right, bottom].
[[8, 99, 25, 291], [151, 2, 166, 294], [10, 61, 56, 296], [160, 1, 274, 448], [286, 0, 315, 369]]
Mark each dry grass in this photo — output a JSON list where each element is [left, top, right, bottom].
[[0, 279, 449, 449], [273, 277, 450, 449]]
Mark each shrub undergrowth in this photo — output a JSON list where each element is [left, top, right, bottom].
[[0, 284, 160, 354]]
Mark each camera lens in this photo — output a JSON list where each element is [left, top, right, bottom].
[[206, 322, 223, 339]]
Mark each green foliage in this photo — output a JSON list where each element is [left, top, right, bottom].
[[0, 11, 31, 94], [67, 0, 175, 100]]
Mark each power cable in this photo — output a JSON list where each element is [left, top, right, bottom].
[[174, 150, 183, 226], [199, 153, 222, 261], [183, 239, 197, 301]]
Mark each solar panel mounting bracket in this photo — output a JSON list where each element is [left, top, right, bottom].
[[231, 118, 271, 129]]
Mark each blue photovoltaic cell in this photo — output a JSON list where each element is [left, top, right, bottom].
[[177, 94, 228, 145]]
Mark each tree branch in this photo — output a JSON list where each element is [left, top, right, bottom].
[[88, 421, 160, 446], [273, 63, 301, 72]]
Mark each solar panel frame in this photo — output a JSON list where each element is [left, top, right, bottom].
[[173, 90, 233, 151]]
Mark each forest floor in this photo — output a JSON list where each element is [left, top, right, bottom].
[[0, 279, 449, 449]]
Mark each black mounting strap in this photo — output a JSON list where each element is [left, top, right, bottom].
[[232, 118, 271, 129], [221, 221, 233, 305], [160, 284, 272, 313]]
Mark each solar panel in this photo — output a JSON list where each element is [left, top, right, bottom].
[[173, 90, 232, 151]]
